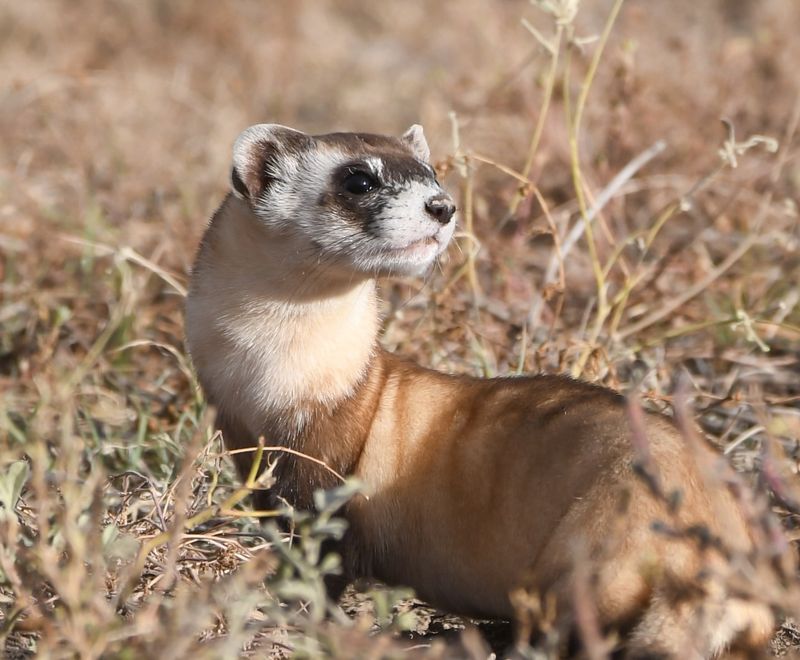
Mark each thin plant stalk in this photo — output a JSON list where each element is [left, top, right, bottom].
[[506, 24, 565, 220], [566, 0, 626, 377]]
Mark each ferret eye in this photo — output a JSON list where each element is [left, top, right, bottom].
[[343, 171, 378, 195]]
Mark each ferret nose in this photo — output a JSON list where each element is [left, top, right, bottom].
[[425, 195, 456, 225]]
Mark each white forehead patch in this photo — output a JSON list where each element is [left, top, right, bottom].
[[365, 157, 384, 178]]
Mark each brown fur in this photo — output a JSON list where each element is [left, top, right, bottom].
[[185, 134, 792, 658]]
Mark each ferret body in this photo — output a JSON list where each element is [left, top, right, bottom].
[[186, 124, 788, 657]]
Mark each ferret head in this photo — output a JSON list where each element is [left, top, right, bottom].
[[230, 123, 456, 278]]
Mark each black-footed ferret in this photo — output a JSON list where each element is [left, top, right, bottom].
[[185, 123, 790, 657]]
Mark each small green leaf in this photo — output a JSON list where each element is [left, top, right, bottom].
[[276, 581, 318, 603], [311, 519, 348, 539], [317, 553, 341, 575], [312, 478, 364, 512], [101, 524, 140, 563], [0, 461, 30, 512]]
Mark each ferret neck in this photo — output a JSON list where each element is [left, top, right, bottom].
[[187, 196, 380, 436]]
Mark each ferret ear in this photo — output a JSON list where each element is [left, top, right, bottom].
[[401, 124, 431, 163], [231, 124, 311, 201]]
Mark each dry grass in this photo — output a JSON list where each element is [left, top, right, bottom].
[[1, 0, 799, 657]]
